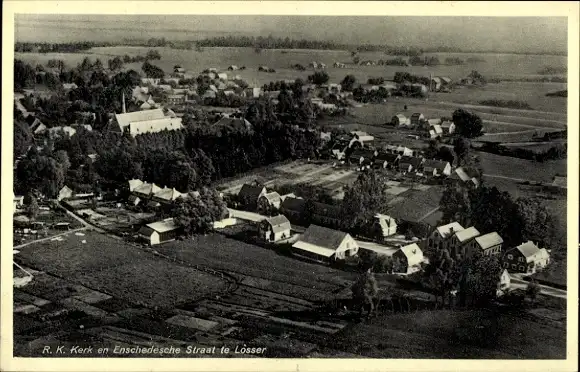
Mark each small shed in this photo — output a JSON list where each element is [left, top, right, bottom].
[[391, 114, 407, 127], [138, 218, 181, 245]]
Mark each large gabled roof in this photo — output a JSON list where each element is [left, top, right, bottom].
[[436, 222, 465, 238], [294, 225, 350, 252], [115, 109, 165, 131]]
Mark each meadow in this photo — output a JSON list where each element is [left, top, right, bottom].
[[16, 46, 567, 86]]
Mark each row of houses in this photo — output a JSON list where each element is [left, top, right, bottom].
[[256, 216, 421, 273], [391, 113, 455, 138], [347, 149, 453, 177], [428, 221, 550, 274], [237, 183, 399, 242], [128, 179, 192, 208]]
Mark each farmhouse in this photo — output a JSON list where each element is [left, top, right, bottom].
[[57, 185, 74, 201], [152, 187, 187, 205], [431, 77, 442, 91], [292, 225, 358, 262], [13, 193, 24, 214], [449, 226, 480, 257], [427, 222, 465, 251], [238, 184, 267, 210], [373, 213, 398, 240], [392, 243, 424, 274], [132, 182, 162, 199], [257, 191, 282, 214], [398, 156, 423, 174], [259, 215, 292, 243], [503, 241, 550, 274], [449, 167, 480, 188], [141, 78, 160, 86], [441, 120, 456, 134], [349, 149, 377, 166], [551, 175, 567, 189], [280, 196, 306, 221], [138, 218, 182, 245], [391, 114, 407, 127], [422, 159, 451, 177], [114, 109, 182, 136], [468, 232, 503, 257], [410, 113, 425, 127], [373, 152, 400, 169], [350, 131, 375, 147]]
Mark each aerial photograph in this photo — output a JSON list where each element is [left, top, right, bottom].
[[10, 12, 569, 360]]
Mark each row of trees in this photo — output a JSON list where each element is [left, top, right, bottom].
[[15, 41, 97, 53]]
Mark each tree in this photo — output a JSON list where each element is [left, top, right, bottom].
[[465, 255, 503, 306], [341, 171, 390, 232], [526, 281, 540, 305], [142, 61, 165, 78], [439, 184, 472, 227], [93, 58, 104, 71], [453, 109, 483, 138], [340, 75, 357, 91], [453, 137, 471, 166], [26, 194, 39, 221], [108, 56, 124, 71], [14, 60, 36, 90], [308, 71, 330, 85], [171, 188, 228, 235], [351, 269, 379, 319], [516, 198, 559, 251], [437, 146, 455, 164], [358, 250, 378, 271]]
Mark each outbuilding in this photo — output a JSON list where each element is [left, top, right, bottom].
[[259, 215, 292, 243], [138, 218, 182, 245]]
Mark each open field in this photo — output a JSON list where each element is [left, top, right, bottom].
[[16, 231, 227, 307], [477, 151, 566, 183], [328, 308, 566, 359], [16, 46, 566, 105]]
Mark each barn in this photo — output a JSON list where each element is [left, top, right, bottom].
[[138, 218, 182, 245]]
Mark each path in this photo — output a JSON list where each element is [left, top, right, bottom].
[[13, 227, 86, 249], [57, 202, 107, 234], [482, 174, 536, 183], [509, 276, 567, 299]]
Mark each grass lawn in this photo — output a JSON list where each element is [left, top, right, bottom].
[[328, 308, 566, 359], [16, 231, 227, 308]]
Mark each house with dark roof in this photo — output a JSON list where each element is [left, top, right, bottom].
[[410, 113, 425, 127], [503, 241, 550, 274], [280, 197, 306, 221], [237, 184, 267, 211], [449, 167, 480, 188], [467, 232, 503, 258], [292, 225, 358, 263], [398, 156, 424, 174], [349, 149, 377, 166], [259, 215, 292, 243], [373, 152, 400, 169], [422, 159, 452, 177]]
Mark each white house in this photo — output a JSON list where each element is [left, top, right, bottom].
[[374, 213, 398, 239], [292, 225, 358, 262], [449, 226, 480, 257], [468, 232, 504, 257], [138, 218, 181, 245], [427, 222, 465, 251], [392, 243, 424, 274], [259, 215, 292, 243]]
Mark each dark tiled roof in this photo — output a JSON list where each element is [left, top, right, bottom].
[[299, 225, 349, 250], [238, 184, 265, 201]]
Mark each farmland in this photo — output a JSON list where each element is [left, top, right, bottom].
[[328, 308, 566, 359]]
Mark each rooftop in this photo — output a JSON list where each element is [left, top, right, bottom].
[[294, 225, 349, 252], [454, 226, 480, 243], [475, 232, 504, 249], [436, 222, 465, 238], [144, 218, 179, 233]]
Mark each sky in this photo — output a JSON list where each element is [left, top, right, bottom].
[[15, 15, 568, 54]]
